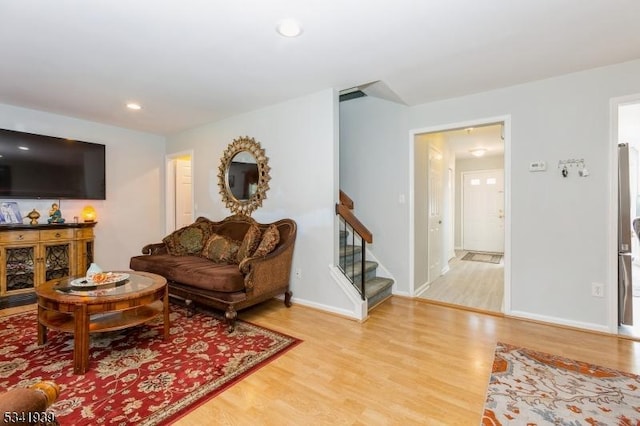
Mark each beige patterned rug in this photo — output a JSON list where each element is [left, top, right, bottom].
[[482, 342, 640, 425], [462, 251, 502, 264]]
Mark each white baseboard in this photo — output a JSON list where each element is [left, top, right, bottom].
[[287, 297, 362, 320], [414, 282, 430, 297], [508, 310, 612, 334]]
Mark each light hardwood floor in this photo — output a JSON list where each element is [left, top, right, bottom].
[[5, 298, 640, 425], [418, 250, 504, 313]]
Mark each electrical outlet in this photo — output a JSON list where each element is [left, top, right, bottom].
[[295, 268, 302, 279], [592, 282, 604, 297]]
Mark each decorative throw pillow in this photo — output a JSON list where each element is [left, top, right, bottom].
[[238, 257, 252, 274], [253, 224, 280, 258], [201, 233, 241, 264], [236, 224, 262, 263], [162, 221, 212, 256]]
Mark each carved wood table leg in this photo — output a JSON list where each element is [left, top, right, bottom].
[[74, 303, 90, 374], [225, 305, 237, 332], [284, 290, 293, 307], [163, 286, 170, 339], [37, 305, 47, 346]]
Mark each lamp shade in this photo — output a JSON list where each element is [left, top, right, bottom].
[[82, 205, 96, 222]]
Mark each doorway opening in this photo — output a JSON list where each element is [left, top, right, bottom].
[[166, 151, 194, 234], [617, 100, 640, 338], [412, 119, 509, 314]]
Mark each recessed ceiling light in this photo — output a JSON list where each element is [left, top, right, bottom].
[[276, 19, 303, 38], [18, 146, 29, 151], [470, 148, 486, 157], [126, 103, 142, 110]]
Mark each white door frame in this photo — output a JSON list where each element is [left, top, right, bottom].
[[409, 115, 512, 314], [427, 144, 444, 283], [165, 150, 195, 235], [609, 94, 640, 334]]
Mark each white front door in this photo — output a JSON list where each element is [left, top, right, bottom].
[[463, 169, 505, 253], [428, 146, 444, 282]]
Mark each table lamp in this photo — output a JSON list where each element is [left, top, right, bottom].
[[82, 205, 96, 222]]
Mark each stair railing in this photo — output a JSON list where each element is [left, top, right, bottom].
[[336, 190, 373, 300]]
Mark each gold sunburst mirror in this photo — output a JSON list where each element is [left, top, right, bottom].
[[217, 136, 270, 216]]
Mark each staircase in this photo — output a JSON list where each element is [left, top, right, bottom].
[[336, 191, 394, 311], [339, 229, 394, 309]]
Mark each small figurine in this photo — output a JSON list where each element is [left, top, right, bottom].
[[47, 203, 65, 224]]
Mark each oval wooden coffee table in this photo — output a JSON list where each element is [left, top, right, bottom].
[[36, 271, 169, 374]]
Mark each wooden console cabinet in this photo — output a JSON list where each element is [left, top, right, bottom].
[[0, 223, 96, 309]]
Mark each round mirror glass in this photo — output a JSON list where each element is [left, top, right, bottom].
[[227, 151, 259, 201]]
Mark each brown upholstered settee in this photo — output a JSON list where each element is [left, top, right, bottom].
[[130, 215, 296, 331], [0, 381, 60, 426]]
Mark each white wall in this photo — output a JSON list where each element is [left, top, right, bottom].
[[0, 103, 166, 271], [166, 89, 354, 315], [340, 97, 410, 294], [341, 59, 640, 332], [410, 59, 640, 331]]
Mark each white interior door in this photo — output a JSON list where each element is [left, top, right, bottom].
[[175, 158, 193, 229], [166, 153, 194, 233], [463, 169, 505, 253], [428, 146, 444, 282]]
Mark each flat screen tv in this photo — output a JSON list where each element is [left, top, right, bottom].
[[0, 128, 106, 200]]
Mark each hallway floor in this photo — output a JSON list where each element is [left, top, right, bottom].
[[417, 250, 504, 313]]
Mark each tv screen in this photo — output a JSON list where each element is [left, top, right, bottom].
[[0, 128, 106, 200]]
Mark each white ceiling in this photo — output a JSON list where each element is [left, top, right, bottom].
[[1, 1, 640, 136], [440, 124, 504, 160]]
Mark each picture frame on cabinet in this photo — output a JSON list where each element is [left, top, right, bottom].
[[0, 202, 22, 224]]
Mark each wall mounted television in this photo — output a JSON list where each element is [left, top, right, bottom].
[[0, 128, 106, 200]]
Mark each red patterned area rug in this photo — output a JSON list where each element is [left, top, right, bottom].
[[482, 342, 640, 425], [0, 306, 300, 425]]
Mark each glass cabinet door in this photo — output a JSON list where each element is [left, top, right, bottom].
[[44, 243, 71, 281], [84, 240, 94, 273], [5, 246, 36, 292]]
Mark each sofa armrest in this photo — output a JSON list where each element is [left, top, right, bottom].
[[141, 243, 168, 255], [242, 237, 296, 295]]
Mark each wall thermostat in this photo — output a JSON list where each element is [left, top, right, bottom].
[[529, 161, 547, 172]]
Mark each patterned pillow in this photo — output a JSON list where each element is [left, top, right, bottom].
[[162, 221, 212, 256], [253, 224, 280, 258], [236, 224, 262, 263], [201, 233, 241, 264]]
